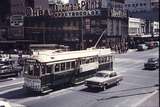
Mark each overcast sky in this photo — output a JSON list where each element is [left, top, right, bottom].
[[62, 0, 69, 3]]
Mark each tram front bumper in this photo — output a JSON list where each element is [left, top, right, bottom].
[[24, 78, 41, 92]]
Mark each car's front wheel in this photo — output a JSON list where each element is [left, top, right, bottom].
[[103, 86, 106, 91]]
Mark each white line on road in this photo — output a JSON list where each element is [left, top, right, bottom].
[[121, 81, 144, 87], [131, 90, 158, 107], [0, 81, 24, 89], [125, 74, 158, 80], [0, 87, 22, 95]]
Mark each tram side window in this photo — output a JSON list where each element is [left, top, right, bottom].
[[105, 56, 108, 62], [24, 64, 29, 74], [41, 65, 46, 74], [71, 61, 75, 68], [110, 56, 113, 62], [108, 56, 112, 62], [61, 63, 65, 71], [34, 65, 40, 76], [55, 64, 60, 72], [66, 62, 70, 70], [28, 65, 34, 75], [47, 65, 52, 73], [82, 59, 86, 64]]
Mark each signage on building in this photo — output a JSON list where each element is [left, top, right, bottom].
[[111, 9, 127, 18], [26, 8, 101, 18], [26, 0, 102, 17], [10, 15, 24, 27], [53, 0, 102, 11]]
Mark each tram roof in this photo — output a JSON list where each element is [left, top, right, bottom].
[[31, 48, 112, 63]]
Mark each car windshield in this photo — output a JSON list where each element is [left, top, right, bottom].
[[95, 73, 108, 77]]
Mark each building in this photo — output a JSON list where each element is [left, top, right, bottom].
[[69, 0, 78, 4], [24, 0, 128, 53], [9, 0, 49, 40], [124, 0, 151, 12], [124, 0, 159, 21], [0, 0, 10, 40], [128, 17, 159, 48], [128, 17, 146, 37]]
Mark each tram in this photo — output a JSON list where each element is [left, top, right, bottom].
[[23, 48, 113, 93]]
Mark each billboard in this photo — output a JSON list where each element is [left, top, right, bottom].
[[10, 15, 24, 27]]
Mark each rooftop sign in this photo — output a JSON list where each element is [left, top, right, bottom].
[[26, 0, 102, 17]]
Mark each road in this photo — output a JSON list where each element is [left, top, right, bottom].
[[0, 48, 159, 107]]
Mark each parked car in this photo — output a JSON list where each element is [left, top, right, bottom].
[[144, 58, 159, 70], [137, 44, 148, 51], [85, 71, 123, 90], [153, 41, 159, 47], [145, 42, 155, 49]]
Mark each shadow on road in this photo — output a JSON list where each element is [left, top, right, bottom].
[[80, 84, 159, 95], [0, 88, 41, 99], [0, 83, 76, 99], [80, 84, 117, 93], [101, 84, 159, 94]]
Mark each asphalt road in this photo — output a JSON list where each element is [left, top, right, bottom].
[[0, 48, 159, 107]]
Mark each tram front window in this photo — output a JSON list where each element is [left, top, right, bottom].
[[25, 64, 40, 76], [34, 65, 40, 76]]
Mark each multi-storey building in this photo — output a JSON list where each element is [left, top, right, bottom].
[[0, 0, 10, 41], [9, 0, 49, 39], [124, 0, 159, 21], [24, 0, 128, 52], [128, 17, 159, 48], [69, 0, 78, 4]]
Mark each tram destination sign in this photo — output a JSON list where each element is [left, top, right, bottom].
[[26, 0, 102, 17]]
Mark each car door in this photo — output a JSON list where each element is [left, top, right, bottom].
[[110, 72, 118, 84]]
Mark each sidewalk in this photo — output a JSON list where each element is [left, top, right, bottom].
[[137, 90, 159, 107], [111, 49, 136, 54]]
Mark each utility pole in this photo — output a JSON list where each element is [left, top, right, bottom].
[[81, 16, 84, 50], [42, 23, 45, 44], [94, 29, 107, 48]]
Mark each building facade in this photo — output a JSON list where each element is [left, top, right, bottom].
[[9, 0, 49, 40], [128, 17, 146, 37], [128, 17, 159, 48], [124, 0, 159, 21], [24, 0, 128, 53], [0, 0, 10, 41], [69, 0, 78, 4]]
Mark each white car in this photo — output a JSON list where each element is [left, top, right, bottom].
[[0, 101, 11, 107], [0, 100, 26, 107], [85, 71, 123, 90], [137, 44, 148, 51]]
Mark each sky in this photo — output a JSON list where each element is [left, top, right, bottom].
[[49, 0, 83, 4], [62, 0, 69, 3]]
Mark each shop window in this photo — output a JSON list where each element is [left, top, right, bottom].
[[132, 4, 135, 7]]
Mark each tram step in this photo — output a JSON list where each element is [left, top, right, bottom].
[[74, 80, 84, 85], [42, 89, 53, 94]]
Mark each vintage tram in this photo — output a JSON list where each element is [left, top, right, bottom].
[[23, 48, 113, 93]]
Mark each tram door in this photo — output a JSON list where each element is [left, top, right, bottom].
[[41, 64, 53, 91]]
